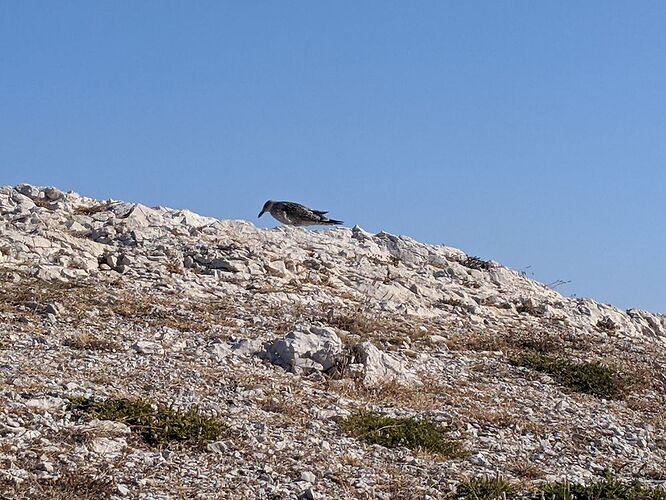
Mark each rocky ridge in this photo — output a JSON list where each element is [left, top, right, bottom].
[[0, 184, 664, 499]]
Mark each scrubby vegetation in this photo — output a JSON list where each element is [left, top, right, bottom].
[[536, 473, 666, 500], [67, 397, 225, 447], [510, 352, 627, 399], [454, 473, 666, 499], [457, 475, 519, 499], [340, 411, 466, 457]]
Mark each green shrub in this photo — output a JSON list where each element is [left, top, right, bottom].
[[511, 353, 626, 399], [457, 475, 519, 499], [453, 474, 666, 500], [535, 473, 666, 500], [68, 396, 225, 447], [340, 411, 466, 457]]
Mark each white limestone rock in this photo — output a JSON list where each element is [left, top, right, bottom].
[[25, 397, 64, 412], [260, 327, 343, 374], [90, 437, 127, 457], [231, 339, 265, 356], [82, 419, 132, 435], [131, 341, 164, 355], [209, 343, 232, 359], [351, 342, 419, 386]]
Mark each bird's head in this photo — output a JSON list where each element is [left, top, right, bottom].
[[258, 200, 274, 218]]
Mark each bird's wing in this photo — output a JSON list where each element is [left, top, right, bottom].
[[280, 202, 321, 222], [312, 210, 328, 215]]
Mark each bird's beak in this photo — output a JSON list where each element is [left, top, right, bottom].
[[258, 210, 265, 218]]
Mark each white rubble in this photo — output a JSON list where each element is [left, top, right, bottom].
[[0, 184, 663, 343]]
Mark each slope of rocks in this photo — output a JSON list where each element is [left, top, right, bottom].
[[0, 184, 664, 499]]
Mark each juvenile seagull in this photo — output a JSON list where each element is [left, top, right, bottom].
[[258, 200, 343, 227]]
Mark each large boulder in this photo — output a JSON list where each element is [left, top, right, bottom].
[[260, 326, 343, 374], [260, 328, 420, 387], [350, 342, 419, 387]]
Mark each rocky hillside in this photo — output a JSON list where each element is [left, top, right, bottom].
[[0, 184, 665, 499]]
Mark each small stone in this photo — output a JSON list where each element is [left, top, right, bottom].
[[300, 471, 316, 484], [298, 487, 317, 500], [469, 453, 489, 466], [66, 220, 88, 232], [105, 254, 118, 268], [117, 484, 130, 497], [231, 338, 264, 356], [26, 397, 64, 412], [266, 260, 289, 277], [555, 399, 569, 412], [16, 183, 39, 197], [44, 303, 60, 316], [90, 437, 126, 456], [82, 419, 131, 435], [131, 341, 164, 355], [207, 441, 229, 454], [38, 461, 54, 473], [43, 187, 64, 201], [209, 343, 232, 359], [209, 258, 238, 272]]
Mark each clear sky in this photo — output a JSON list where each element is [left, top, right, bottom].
[[1, 2, 664, 313]]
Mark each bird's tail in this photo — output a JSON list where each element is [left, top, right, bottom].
[[323, 218, 343, 225]]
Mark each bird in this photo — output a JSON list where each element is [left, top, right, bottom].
[[258, 200, 343, 227]]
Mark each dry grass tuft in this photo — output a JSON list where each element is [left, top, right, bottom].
[[64, 333, 121, 352], [0, 468, 115, 500], [73, 202, 116, 216], [32, 198, 53, 209], [446, 329, 566, 355], [165, 261, 184, 274], [326, 378, 448, 412], [507, 461, 545, 479], [107, 291, 237, 332], [457, 475, 519, 499]]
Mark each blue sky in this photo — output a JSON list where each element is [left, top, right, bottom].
[[1, 2, 664, 312]]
